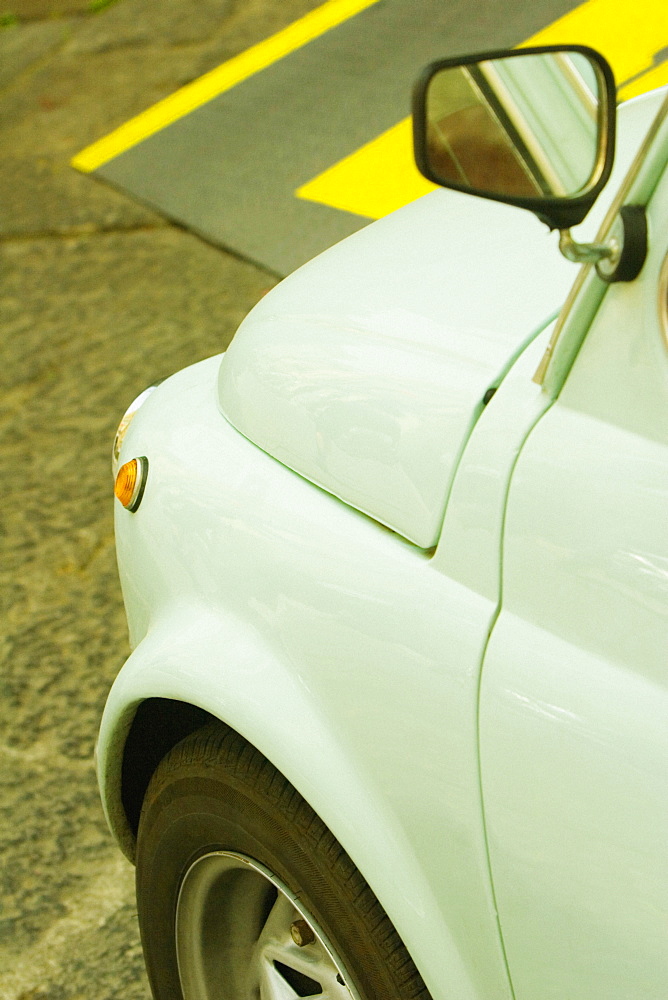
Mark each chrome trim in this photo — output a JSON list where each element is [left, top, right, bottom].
[[126, 456, 148, 512], [534, 90, 668, 386], [112, 381, 164, 477], [658, 250, 668, 351], [558, 228, 619, 265]]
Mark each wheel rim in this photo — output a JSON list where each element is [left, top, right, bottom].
[[175, 850, 361, 999]]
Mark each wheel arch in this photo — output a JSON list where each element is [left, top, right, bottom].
[[98, 602, 421, 872], [120, 696, 216, 844], [97, 603, 473, 1000]]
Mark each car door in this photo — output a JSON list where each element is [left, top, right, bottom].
[[478, 156, 668, 997]]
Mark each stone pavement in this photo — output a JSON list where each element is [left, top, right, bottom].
[[0, 1, 322, 996]]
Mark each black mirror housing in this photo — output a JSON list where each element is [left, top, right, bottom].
[[412, 45, 616, 231]]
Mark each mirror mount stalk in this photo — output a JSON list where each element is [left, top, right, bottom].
[[559, 205, 647, 282], [558, 229, 619, 266]]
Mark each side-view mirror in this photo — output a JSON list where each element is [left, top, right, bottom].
[[413, 45, 619, 259]]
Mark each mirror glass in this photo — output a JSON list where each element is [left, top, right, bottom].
[[423, 50, 604, 200]]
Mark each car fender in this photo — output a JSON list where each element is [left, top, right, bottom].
[[98, 600, 491, 1000], [103, 352, 518, 1000]]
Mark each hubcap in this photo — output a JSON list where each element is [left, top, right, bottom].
[[175, 850, 360, 999]]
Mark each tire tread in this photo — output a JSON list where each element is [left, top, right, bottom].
[[140, 721, 433, 1000]]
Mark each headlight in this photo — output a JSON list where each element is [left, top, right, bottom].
[[112, 381, 163, 477]]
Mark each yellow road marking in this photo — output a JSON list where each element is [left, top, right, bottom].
[[72, 0, 382, 173], [295, 117, 435, 219], [619, 61, 668, 102], [297, 0, 668, 220], [521, 0, 668, 81]]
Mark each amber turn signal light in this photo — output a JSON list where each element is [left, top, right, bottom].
[[114, 457, 148, 512]]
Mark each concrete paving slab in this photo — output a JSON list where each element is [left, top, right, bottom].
[[63, 0, 234, 55], [0, 20, 72, 91], [0, 226, 276, 998], [9, 0, 91, 19], [0, 155, 166, 235]]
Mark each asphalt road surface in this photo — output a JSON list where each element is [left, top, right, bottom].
[[83, 0, 582, 273]]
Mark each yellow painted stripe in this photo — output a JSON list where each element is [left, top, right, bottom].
[[520, 0, 667, 84], [297, 0, 668, 220], [619, 61, 668, 102], [72, 0, 381, 173], [295, 117, 436, 219]]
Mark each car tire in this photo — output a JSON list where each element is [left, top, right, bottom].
[[136, 722, 432, 1000]]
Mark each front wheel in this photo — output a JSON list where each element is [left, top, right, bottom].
[[136, 723, 432, 1000]]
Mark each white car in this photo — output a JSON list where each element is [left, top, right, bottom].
[[101, 46, 667, 1000]]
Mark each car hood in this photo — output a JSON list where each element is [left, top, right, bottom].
[[218, 88, 664, 548]]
